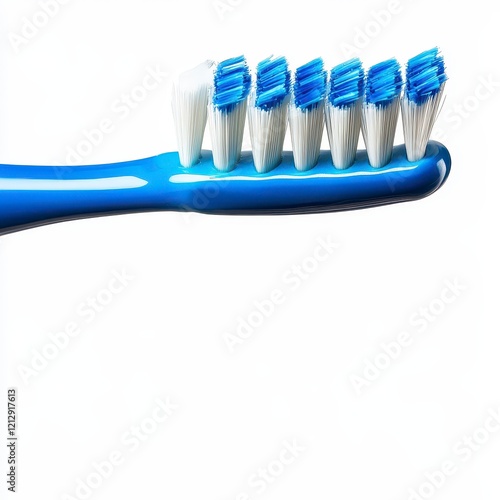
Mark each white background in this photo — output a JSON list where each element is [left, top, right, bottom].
[[1, 1, 499, 499]]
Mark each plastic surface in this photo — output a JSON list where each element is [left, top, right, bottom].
[[0, 141, 451, 235]]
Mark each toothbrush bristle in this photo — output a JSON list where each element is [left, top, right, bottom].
[[402, 48, 447, 161], [248, 56, 291, 173], [212, 55, 251, 112], [255, 56, 291, 111], [293, 58, 327, 110], [209, 56, 251, 172], [362, 58, 403, 168], [172, 61, 214, 168], [172, 50, 448, 173], [289, 58, 327, 171], [365, 58, 403, 106], [405, 48, 447, 104], [326, 59, 365, 169], [328, 58, 365, 108]]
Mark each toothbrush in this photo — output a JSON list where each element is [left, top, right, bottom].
[[0, 50, 451, 236]]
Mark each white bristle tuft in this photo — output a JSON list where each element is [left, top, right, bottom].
[[401, 85, 446, 162], [172, 61, 214, 168], [248, 94, 290, 174], [325, 101, 362, 170], [208, 100, 248, 172], [361, 99, 401, 169], [289, 104, 325, 171]]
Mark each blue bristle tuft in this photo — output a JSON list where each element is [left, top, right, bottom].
[[255, 56, 291, 111], [293, 58, 327, 110], [365, 58, 403, 107], [213, 56, 251, 112], [406, 48, 447, 105], [329, 58, 365, 108]]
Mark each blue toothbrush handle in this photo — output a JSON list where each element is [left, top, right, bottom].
[[0, 141, 451, 235], [0, 154, 176, 235]]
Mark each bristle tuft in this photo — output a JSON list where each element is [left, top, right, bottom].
[[172, 61, 214, 168], [329, 58, 365, 108], [405, 48, 447, 104], [255, 56, 291, 111], [293, 58, 327, 111], [289, 58, 326, 171], [365, 58, 403, 107], [209, 56, 251, 172], [212, 56, 251, 112], [248, 56, 291, 173], [362, 58, 402, 168], [402, 48, 447, 161], [326, 59, 365, 169]]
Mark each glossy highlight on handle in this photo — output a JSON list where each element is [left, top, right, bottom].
[[0, 141, 451, 235]]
